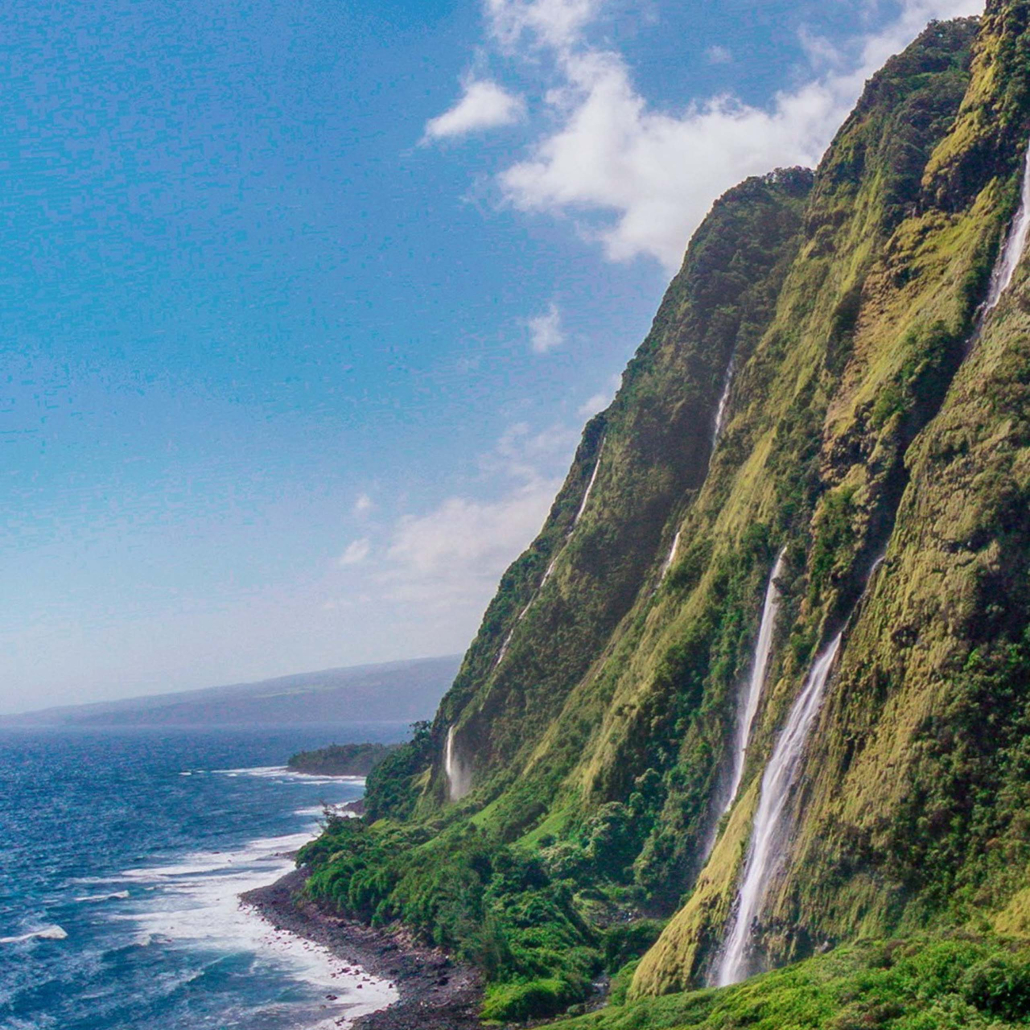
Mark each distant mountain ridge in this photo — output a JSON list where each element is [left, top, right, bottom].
[[1, 655, 460, 728]]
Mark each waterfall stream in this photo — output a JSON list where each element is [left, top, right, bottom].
[[714, 136, 1030, 987], [658, 530, 682, 584], [573, 440, 605, 527], [494, 441, 604, 669], [712, 357, 736, 446], [444, 726, 472, 802], [714, 631, 841, 985], [984, 144, 1030, 312], [723, 552, 785, 815]]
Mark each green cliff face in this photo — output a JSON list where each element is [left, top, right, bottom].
[[301, 7, 1030, 1024]]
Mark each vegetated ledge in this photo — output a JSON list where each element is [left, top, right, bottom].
[[544, 932, 1030, 1030], [287, 742, 400, 777]]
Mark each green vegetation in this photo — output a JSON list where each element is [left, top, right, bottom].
[[554, 934, 1030, 1030], [295, 9, 1030, 1025], [287, 742, 398, 777]]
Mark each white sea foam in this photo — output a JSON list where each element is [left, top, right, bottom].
[[0, 925, 68, 944], [75, 891, 130, 904], [109, 821, 397, 1026], [212, 765, 367, 787]]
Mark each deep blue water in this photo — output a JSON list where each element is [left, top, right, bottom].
[[0, 726, 405, 1030]]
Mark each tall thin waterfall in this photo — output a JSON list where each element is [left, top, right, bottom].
[[658, 530, 682, 584], [714, 135, 1030, 988], [715, 631, 842, 986], [573, 440, 605, 527], [712, 356, 736, 446], [445, 726, 472, 802], [984, 143, 1030, 312], [495, 441, 604, 668], [723, 552, 785, 814]]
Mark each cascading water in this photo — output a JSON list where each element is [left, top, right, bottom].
[[715, 631, 842, 986], [444, 726, 472, 802], [712, 357, 736, 446], [658, 530, 682, 584], [495, 441, 604, 668], [984, 143, 1030, 313], [573, 440, 605, 527], [714, 135, 1030, 987], [723, 552, 785, 815]]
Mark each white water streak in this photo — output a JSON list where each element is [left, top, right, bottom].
[[715, 135, 1030, 987], [495, 442, 604, 668], [724, 552, 785, 815], [984, 144, 1030, 312], [716, 632, 842, 987], [658, 530, 682, 584], [573, 441, 605, 527], [712, 357, 735, 447], [445, 726, 472, 801]]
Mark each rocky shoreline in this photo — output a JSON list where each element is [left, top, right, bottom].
[[241, 867, 484, 1030]]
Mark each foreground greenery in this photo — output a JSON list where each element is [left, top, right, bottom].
[[286, 741, 398, 777], [555, 934, 1030, 1030], [296, 7, 1030, 1024]]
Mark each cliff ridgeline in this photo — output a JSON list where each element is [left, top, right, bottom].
[[299, 5, 1030, 1025]]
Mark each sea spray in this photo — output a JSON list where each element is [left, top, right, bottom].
[[723, 552, 785, 814], [715, 631, 842, 986], [445, 726, 472, 802]]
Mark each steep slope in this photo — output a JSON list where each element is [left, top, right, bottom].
[[431, 166, 813, 807], [295, 9, 1030, 1024], [635, 2, 1030, 993]]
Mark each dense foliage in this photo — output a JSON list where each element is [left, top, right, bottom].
[[286, 742, 397, 777], [296, 9, 1030, 1025]]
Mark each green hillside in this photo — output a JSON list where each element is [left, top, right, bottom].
[[295, 6, 1030, 1025]]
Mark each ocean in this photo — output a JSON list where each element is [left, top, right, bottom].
[[0, 726, 405, 1030]]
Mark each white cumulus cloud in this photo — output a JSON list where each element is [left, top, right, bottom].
[[477, 0, 984, 268], [423, 79, 526, 142]]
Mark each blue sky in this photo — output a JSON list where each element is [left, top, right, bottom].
[[2, 0, 981, 712]]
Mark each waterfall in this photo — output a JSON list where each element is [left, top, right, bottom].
[[715, 631, 842, 986], [445, 726, 472, 802], [712, 357, 736, 446], [984, 143, 1030, 312], [714, 136, 1030, 987], [573, 440, 605, 527], [495, 442, 604, 668], [658, 530, 682, 584], [723, 552, 785, 815]]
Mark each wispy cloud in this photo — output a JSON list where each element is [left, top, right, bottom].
[[353, 493, 374, 517], [528, 301, 565, 353], [485, 0, 604, 51], [578, 383, 617, 418], [705, 44, 732, 65], [339, 538, 371, 566], [423, 79, 526, 142], [376, 422, 573, 606]]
